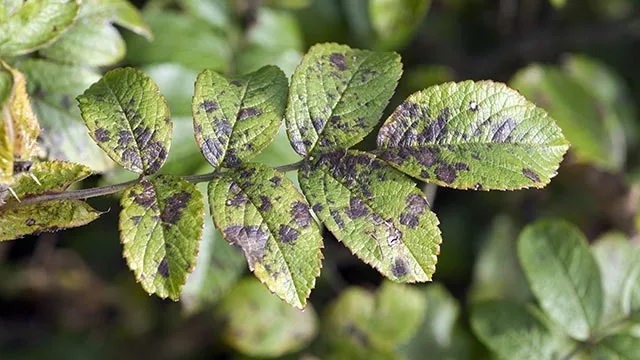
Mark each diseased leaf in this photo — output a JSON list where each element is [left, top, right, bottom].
[[518, 220, 603, 340], [208, 162, 323, 309], [471, 300, 563, 359], [0, 161, 91, 202], [181, 186, 245, 314], [286, 43, 402, 156], [18, 59, 114, 172], [592, 233, 640, 328], [77, 67, 172, 175], [0, 0, 80, 56], [39, 21, 126, 66], [119, 175, 204, 299], [299, 150, 441, 282], [369, 0, 430, 50], [511, 64, 620, 171], [192, 66, 287, 169], [591, 333, 640, 359], [0, 200, 100, 241], [216, 277, 318, 357], [80, 0, 152, 40], [377, 80, 569, 190], [0, 61, 40, 162], [124, 9, 231, 72]]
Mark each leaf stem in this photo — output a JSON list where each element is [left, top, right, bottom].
[[2, 160, 306, 209]]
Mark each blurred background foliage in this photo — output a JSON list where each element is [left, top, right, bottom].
[[2, 0, 640, 358]]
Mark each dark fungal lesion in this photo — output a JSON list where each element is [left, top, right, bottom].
[[522, 168, 541, 182], [329, 52, 347, 71], [278, 224, 299, 243], [238, 107, 261, 121], [391, 257, 409, 278], [94, 128, 110, 142], [160, 191, 191, 225], [157, 257, 170, 278], [223, 225, 268, 270], [200, 100, 218, 113], [291, 201, 311, 228]]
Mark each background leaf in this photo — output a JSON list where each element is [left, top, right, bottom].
[[216, 277, 318, 357], [192, 66, 287, 169], [119, 175, 204, 299], [0, 0, 80, 56], [518, 220, 603, 340], [77, 67, 172, 175], [143, 64, 199, 117], [0, 200, 100, 241], [285, 42, 402, 156], [80, 0, 152, 40], [209, 163, 323, 309], [377, 80, 569, 190], [369, 0, 431, 51], [590, 333, 640, 359], [0, 161, 91, 201], [299, 150, 441, 282]]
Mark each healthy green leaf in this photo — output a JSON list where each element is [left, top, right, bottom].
[[18, 59, 114, 172], [369, 0, 431, 50], [469, 214, 531, 303], [286, 43, 402, 156], [377, 80, 569, 190], [511, 64, 621, 171], [124, 9, 231, 72], [181, 193, 245, 314], [216, 277, 318, 357], [192, 66, 287, 169], [0, 0, 80, 56], [591, 333, 640, 359], [0, 200, 100, 241], [39, 21, 126, 66], [119, 175, 204, 299], [592, 232, 640, 328], [80, 0, 152, 40], [471, 300, 563, 360], [518, 220, 603, 340], [77, 67, 172, 175], [299, 150, 441, 282], [0, 161, 91, 201], [209, 163, 323, 309]]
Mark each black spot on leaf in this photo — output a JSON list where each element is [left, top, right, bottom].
[[269, 176, 281, 187], [279, 225, 299, 243], [226, 193, 248, 206], [200, 101, 218, 113], [331, 210, 345, 229], [61, 95, 71, 109], [132, 181, 156, 209], [391, 258, 409, 277], [131, 216, 142, 225], [399, 213, 419, 228], [223, 225, 268, 270], [454, 163, 469, 171], [160, 191, 191, 224], [94, 128, 110, 142], [118, 130, 133, 146], [329, 53, 347, 71], [345, 197, 369, 219], [26, 218, 35, 226], [291, 201, 311, 228], [435, 165, 457, 184], [406, 194, 427, 215], [312, 203, 324, 213], [491, 118, 516, 143], [258, 195, 272, 212], [238, 107, 261, 121], [230, 80, 242, 87], [158, 257, 170, 278], [522, 168, 541, 182], [474, 183, 483, 191]]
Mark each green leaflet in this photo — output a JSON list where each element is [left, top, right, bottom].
[[0, 0, 80, 56], [192, 66, 287, 169], [591, 333, 640, 359], [518, 220, 603, 340], [77, 67, 172, 175], [470, 300, 563, 359], [377, 80, 569, 190], [511, 64, 621, 171], [80, 0, 152, 40], [18, 59, 114, 172], [369, 0, 431, 51], [216, 278, 318, 357], [299, 150, 441, 282], [286, 43, 402, 156], [39, 20, 126, 66], [0, 161, 91, 202], [0, 200, 100, 241], [208, 162, 323, 309], [119, 175, 204, 299]]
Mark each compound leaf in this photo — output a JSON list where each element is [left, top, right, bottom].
[[119, 175, 204, 299], [286, 43, 402, 156], [377, 80, 569, 190], [78, 67, 172, 175], [39, 21, 126, 67], [192, 66, 287, 169], [216, 278, 318, 357], [518, 220, 603, 340], [0, 200, 100, 241], [471, 300, 562, 359], [299, 150, 441, 282], [0, 0, 80, 56], [0, 161, 91, 202], [18, 59, 114, 172], [80, 0, 152, 40], [208, 162, 323, 309]]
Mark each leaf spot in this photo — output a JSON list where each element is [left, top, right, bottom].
[[435, 165, 457, 184], [329, 53, 347, 71], [291, 201, 311, 228], [223, 225, 268, 270], [26, 218, 35, 226], [160, 191, 191, 225], [269, 176, 281, 187], [391, 258, 409, 278], [522, 168, 541, 182], [258, 195, 272, 212], [468, 100, 479, 111], [158, 257, 170, 278], [238, 107, 262, 121], [94, 128, 110, 142], [200, 100, 219, 113], [399, 213, 419, 228], [345, 197, 369, 219], [278, 224, 299, 243]]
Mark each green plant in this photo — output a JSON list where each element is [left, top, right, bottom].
[[2, 37, 569, 307]]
